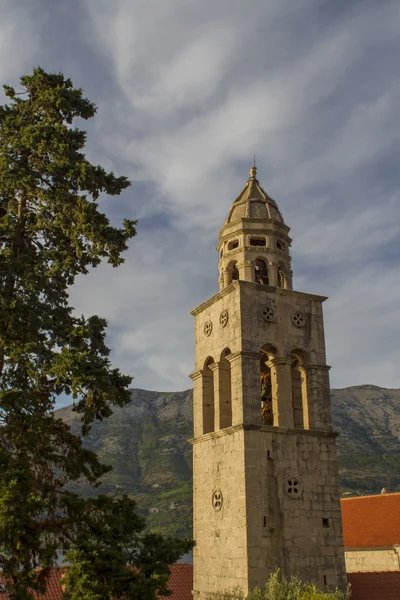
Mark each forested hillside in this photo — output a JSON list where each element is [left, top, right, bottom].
[[58, 385, 400, 538]]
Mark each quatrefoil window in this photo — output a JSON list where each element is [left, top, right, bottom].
[[292, 311, 306, 327], [261, 306, 276, 323], [212, 490, 223, 511], [204, 320, 213, 337], [219, 310, 229, 327], [286, 477, 303, 498]]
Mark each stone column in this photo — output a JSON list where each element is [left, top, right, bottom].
[[219, 360, 232, 429], [242, 259, 254, 283], [306, 364, 332, 430], [209, 360, 232, 431], [268, 357, 294, 428], [299, 366, 310, 430], [269, 262, 278, 287], [227, 351, 261, 426], [190, 367, 216, 436], [189, 370, 204, 438], [223, 270, 230, 288], [285, 269, 293, 290]]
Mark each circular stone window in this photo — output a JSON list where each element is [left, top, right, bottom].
[[285, 477, 303, 498], [204, 320, 213, 337], [261, 306, 276, 323], [219, 310, 229, 327], [212, 490, 223, 511], [291, 311, 306, 327]]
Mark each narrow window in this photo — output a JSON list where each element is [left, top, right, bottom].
[[322, 518, 330, 528], [228, 239, 239, 250], [276, 240, 285, 250], [219, 349, 232, 429], [263, 516, 267, 527], [202, 358, 215, 434], [323, 576, 327, 587], [250, 237, 266, 247]]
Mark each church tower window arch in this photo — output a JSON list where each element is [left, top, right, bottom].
[[255, 258, 269, 285]]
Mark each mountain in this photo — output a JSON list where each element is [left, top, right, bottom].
[[57, 385, 400, 538]]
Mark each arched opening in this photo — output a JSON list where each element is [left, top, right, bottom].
[[291, 350, 309, 429], [226, 260, 239, 285], [219, 348, 232, 428], [277, 265, 285, 288], [260, 344, 278, 426], [255, 259, 269, 285], [260, 357, 273, 426], [202, 357, 215, 434]]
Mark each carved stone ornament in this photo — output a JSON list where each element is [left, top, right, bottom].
[[291, 311, 306, 327], [261, 305, 276, 323], [212, 490, 223, 511], [219, 310, 229, 327], [285, 476, 303, 498], [204, 320, 213, 337]]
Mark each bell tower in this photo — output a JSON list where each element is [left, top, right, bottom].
[[190, 167, 347, 598]]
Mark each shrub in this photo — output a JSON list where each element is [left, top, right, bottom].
[[210, 570, 350, 600]]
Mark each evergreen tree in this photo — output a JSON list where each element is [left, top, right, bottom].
[[0, 67, 192, 599]]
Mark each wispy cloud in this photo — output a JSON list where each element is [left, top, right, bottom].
[[1, 0, 400, 397]]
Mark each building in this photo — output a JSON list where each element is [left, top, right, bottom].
[[0, 564, 193, 600], [189, 166, 347, 598], [341, 492, 400, 573]]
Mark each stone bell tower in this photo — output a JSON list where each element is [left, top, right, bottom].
[[189, 166, 347, 598]]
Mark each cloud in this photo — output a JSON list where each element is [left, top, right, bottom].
[[1, 0, 400, 395]]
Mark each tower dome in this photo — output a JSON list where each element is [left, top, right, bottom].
[[225, 166, 284, 224], [217, 166, 292, 291]]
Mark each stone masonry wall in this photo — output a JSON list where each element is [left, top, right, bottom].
[[192, 429, 248, 598], [345, 547, 400, 572], [244, 428, 347, 591]]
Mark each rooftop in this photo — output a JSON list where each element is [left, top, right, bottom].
[[347, 571, 400, 600], [341, 492, 400, 548], [225, 166, 284, 224]]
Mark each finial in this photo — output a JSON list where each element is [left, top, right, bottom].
[[249, 159, 257, 180]]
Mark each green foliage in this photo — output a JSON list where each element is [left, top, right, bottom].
[[211, 570, 350, 600], [0, 67, 192, 599], [62, 494, 194, 600]]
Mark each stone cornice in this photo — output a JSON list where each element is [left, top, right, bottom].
[[190, 277, 328, 318], [237, 279, 328, 302], [190, 281, 238, 316], [189, 424, 339, 444], [188, 370, 203, 381]]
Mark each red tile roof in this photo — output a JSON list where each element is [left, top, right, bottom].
[[0, 564, 193, 600], [0, 568, 64, 599], [341, 492, 400, 548], [347, 571, 400, 600], [158, 564, 193, 600]]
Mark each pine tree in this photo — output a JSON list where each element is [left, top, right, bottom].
[[0, 67, 192, 599]]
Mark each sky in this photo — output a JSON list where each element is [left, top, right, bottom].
[[1, 0, 399, 404]]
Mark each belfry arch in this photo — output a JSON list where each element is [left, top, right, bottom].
[[254, 258, 269, 285], [202, 357, 215, 434], [218, 348, 232, 429]]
